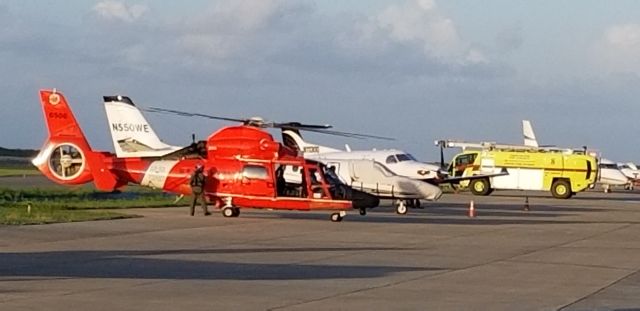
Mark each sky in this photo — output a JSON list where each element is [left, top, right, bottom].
[[2, 0, 640, 162]]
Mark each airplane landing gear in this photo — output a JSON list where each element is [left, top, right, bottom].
[[406, 199, 422, 209], [395, 200, 408, 215], [359, 208, 367, 216], [331, 211, 347, 222]]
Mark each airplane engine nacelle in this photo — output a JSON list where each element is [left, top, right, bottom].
[[32, 141, 93, 185]]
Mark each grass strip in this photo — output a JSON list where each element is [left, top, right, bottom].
[[0, 206, 137, 225]]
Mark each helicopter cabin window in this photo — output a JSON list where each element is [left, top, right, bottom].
[[242, 165, 268, 180], [385, 155, 397, 164], [308, 167, 329, 199]]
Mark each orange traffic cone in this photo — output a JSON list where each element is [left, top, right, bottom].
[[468, 200, 476, 218], [523, 196, 530, 211]]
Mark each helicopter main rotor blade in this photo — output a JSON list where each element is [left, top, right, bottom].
[[145, 106, 392, 140], [274, 122, 332, 130], [298, 128, 395, 141], [145, 107, 247, 123], [147, 107, 334, 129]]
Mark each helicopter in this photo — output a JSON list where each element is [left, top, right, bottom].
[[32, 90, 379, 222]]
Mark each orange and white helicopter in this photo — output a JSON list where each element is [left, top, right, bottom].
[[32, 89, 379, 222]]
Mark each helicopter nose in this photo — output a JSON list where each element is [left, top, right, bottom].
[[350, 189, 380, 210]]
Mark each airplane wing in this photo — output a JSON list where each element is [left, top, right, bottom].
[[432, 168, 509, 185]]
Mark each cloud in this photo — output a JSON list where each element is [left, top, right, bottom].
[[593, 23, 640, 74], [93, 0, 148, 23], [53, 0, 501, 85], [346, 0, 487, 65]]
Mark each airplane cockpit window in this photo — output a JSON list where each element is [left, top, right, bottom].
[[396, 154, 416, 162], [599, 163, 618, 169], [385, 155, 397, 164], [242, 165, 268, 180], [374, 162, 395, 177]]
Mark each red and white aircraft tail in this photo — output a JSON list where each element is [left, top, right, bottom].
[[32, 90, 122, 191]]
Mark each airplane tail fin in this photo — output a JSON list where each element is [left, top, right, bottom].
[[32, 90, 120, 191], [104, 96, 180, 158], [522, 120, 539, 147]]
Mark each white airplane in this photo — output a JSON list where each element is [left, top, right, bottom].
[[282, 129, 444, 181], [522, 120, 631, 192], [618, 162, 640, 188], [598, 159, 632, 192], [104, 96, 181, 158]]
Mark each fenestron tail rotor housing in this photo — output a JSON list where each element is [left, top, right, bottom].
[[48, 143, 86, 180]]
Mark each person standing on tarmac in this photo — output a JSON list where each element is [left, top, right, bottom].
[[189, 164, 211, 216]]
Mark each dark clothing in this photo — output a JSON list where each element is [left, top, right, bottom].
[[189, 169, 209, 216], [189, 192, 208, 216], [275, 167, 286, 196], [190, 170, 206, 189]]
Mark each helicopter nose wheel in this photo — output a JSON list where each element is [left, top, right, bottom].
[[330, 211, 347, 222], [395, 200, 408, 215], [222, 206, 240, 218]]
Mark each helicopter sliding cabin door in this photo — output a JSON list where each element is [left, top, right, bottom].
[[240, 164, 274, 197]]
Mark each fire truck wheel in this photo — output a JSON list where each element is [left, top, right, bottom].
[[551, 179, 572, 199], [470, 178, 491, 196], [222, 207, 235, 218], [330, 213, 343, 222], [359, 208, 367, 216], [396, 201, 408, 215]]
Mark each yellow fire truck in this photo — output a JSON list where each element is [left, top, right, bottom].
[[440, 140, 598, 199]]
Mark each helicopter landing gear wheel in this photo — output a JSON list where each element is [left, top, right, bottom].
[[359, 208, 367, 216], [330, 211, 347, 222], [222, 207, 237, 218], [395, 200, 408, 215]]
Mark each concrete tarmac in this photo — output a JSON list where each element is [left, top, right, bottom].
[[1, 190, 640, 310]]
